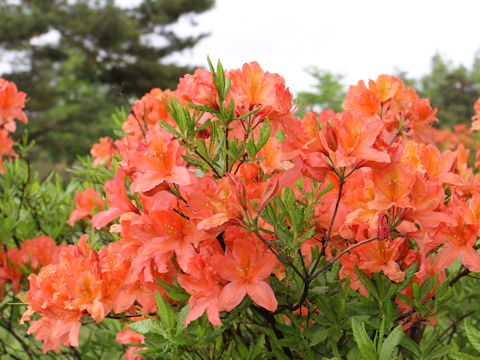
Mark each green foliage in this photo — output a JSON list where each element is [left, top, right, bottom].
[[0, 0, 214, 167], [0, 138, 128, 359], [0, 152, 77, 247], [296, 67, 346, 117], [396, 53, 480, 130], [415, 53, 480, 129]]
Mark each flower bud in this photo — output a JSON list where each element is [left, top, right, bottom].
[[377, 213, 390, 241], [324, 122, 338, 152], [226, 173, 248, 210], [257, 176, 279, 214]]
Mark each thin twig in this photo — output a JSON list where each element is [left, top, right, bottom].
[[320, 175, 345, 258], [438, 310, 474, 343], [311, 236, 379, 280], [449, 267, 470, 286], [194, 148, 222, 178]]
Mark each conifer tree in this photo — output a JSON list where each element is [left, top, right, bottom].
[[0, 0, 214, 165]]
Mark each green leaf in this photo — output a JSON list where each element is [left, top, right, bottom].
[[207, 56, 215, 74], [167, 290, 190, 302], [419, 277, 434, 301], [464, 319, 480, 353], [396, 293, 414, 307], [298, 227, 316, 244], [354, 265, 379, 302], [182, 155, 209, 171], [315, 182, 334, 201], [129, 319, 163, 336], [310, 329, 330, 347], [155, 291, 174, 330], [351, 318, 377, 360], [195, 118, 211, 134], [449, 352, 479, 360], [212, 133, 225, 162], [256, 117, 270, 152], [400, 337, 420, 357], [235, 105, 260, 120], [246, 136, 256, 158], [379, 326, 403, 360], [158, 121, 183, 139], [425, 345, 451, 360]]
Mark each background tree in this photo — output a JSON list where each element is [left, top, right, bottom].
[[0, 0, 214, 168], [295, 66, 346, 117], [414, 53, 480, 129]]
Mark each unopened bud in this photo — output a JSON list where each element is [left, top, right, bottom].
[[226, 173, 248, 210], [324, 122, 338, 152], [377, 213, 390, 241], [257, 176, 279, 214]]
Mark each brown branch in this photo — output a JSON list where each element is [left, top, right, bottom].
[[320, 175, 344, 258], [449, 267, 470, 286], [438, 310, 474, 344], [311, 235, 379, 280], [194, 148, 222, 178]]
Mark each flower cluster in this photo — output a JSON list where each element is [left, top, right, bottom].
[[0, 235, 61, 299], [17, 62, 480, 357], [0, 78, 28, 173]]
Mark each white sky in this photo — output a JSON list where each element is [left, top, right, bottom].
[[164, 0, 480, 95], [3, 0, 480, 96]]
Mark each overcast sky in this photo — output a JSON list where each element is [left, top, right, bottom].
[[162, 0, 480, 95]]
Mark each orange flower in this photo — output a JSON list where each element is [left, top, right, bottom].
[[325, 111, 390, 167], [92, 171, 139, 229], [419, 144, 463, 186], [471, 97, 480, 131], [370, 162, 415, 210], [178, 253, 225, 326], [90, 137, 116, 169], [0, 78, 28, 131], [434, 221, 480, 273], [229, 61, 293, 132], [129, 204, 210, 275], [408, 97, 438, 144], [21, 235, 106, 352], [0, 249, 23, 297], [214, 240, 278, 312], [129, 127, 191, 193], [403, 173, 454, 231], [0, 128, 16, 174], [13, 235, 61, 271], [177, 68, 219, 108], [343, 80, 381, 118], [68, 187, 106, 226], [116, 328, 145, 360], [124, 88, 176, 138], [186, 173, 244, 232], [357, 237, 408, 283]]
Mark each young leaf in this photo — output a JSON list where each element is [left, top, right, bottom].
[[158, 121, 183, 139], [129, 319, 163, 336], [354, 265, 379, 302], [155, 291, 174, 330], [449, 352, 479, 360], [400, 337, 420, 358], [256, 117, 271, 152], [351, 318, 377, 360], [464, 319, 480, 353], [379, 325, 403, 360]]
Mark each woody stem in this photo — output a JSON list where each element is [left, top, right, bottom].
[[311, 235, 379, 280], [320, 173, 345, 259]]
